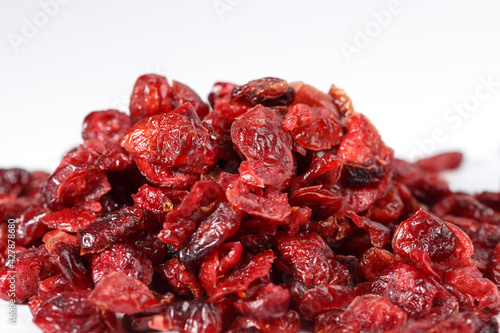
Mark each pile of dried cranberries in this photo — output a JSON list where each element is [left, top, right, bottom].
[[1, 75, 500, 333]]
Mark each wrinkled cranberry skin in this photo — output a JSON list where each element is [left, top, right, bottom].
[[231, 105, 294, 187], [340, 294, 407, 333], [156, 257, 203, 299], [122, 103, 219, 175], [230, 77, 295, 108], [392, 209, 458, 262], [488, 242, 500, 287], [234, 283, 291, 319], [33, 291, 116, 333], [282, 103, 343, 151], [78, 206, 153, 254], [51, 242, 91, 291], [159, 180, 224, 248], [274, 231, 349, 288], [209, 250, 275, 302], [179, 201, 242, 267], [129, 74, 174, 124], [172, 80, 210, 119], [89, 271, 156, 314], [82, 109, 131, 143], [372, 264, 438, 318], [41, 206, 99, 233], [296, 284, 355, 321], [0, 168, 31, 196], [91, 242, 153, 285], [415, 152, 463, 173], [149, 300, 221, 333], [0, 246, 58, 303], [43, 164, 111, 211]]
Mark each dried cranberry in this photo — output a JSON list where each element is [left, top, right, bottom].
[[179, 201, 241, 266], [149, 300, 221, 333], [392, 209, 458, 261], [91, 242, 153, 285], [282, 103, 343, 151], [43, 164, 111, 211], [129, 74, 173, 123], [230, 77, 295, 108], [296, 284, 355, 320], [231, 105, 294, 187], [33, 291, 116, 333], [82, 109, 131, 143], [89, 271, 156, 314], [122, 102, 219, 175], [209, 250, 275, 302], [340, 294, 407, 333], [78, 206, 153, 254]]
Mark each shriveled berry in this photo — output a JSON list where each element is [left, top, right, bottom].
[[89, 271, 156, 314], [392, 209, 458, 262], [91, 242, 153, 285], [231, 105, 294, 187], [129, 74, 173, 123], [33, 291, 116, 333]]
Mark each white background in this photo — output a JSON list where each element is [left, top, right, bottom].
[[1, 0, 500, 332]]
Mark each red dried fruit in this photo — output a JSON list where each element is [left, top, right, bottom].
[[226, 186, 292, 224], [338, 113, 393, 188], [392, 209, 458, 261], [488, 242, 500, 287], [43, 164, 111, 211], [122, 102, 219, 175], [179, 201, 241, 266], [156, 258, 204, 299], [443, 266, 500, 312], [129, 74, 174, 124], [340, 294, 407, 333], [231, 105, 294, 187], [199, 242, 243, 295], [89, 271, 156, 314], [172, 80, 210, 119], [0, 168, 31, 196], [230, 77, 295, 108], [82, 109, 131, 143], [132, 184, 188, 215], [78, 206, 153, 254], [209, 250, 275, 302], [392, 311, 499, 333], [282, 103, 343, 151], [234, 282, 291, 319], [149, 300, 221, 333], [60, 139, 133, 172], [29, 274, 74, 314], [51, 242, 91, 291], [296, 284, 355, 320], [360, 247, 402, 282], [43, 230, 78, 252], [14, 206, 48, 246], [41, 206, 99, 233], [33, 291, 116, 333], [91, 242, 153, 285], [415, 151, 463, 173], [159, 180, 224, 248], [0, 246, 58, 303], [372, 263, 438, 318], [7, 75, 500, 331], [228, 310, 301, 333], [274, 231, 349, 288], [329, 84, 354, 116], [291, 82, 339, 117]]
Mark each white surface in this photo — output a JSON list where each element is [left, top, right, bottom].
[[1, 0, 500, 332]]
